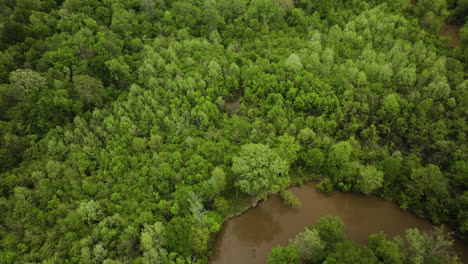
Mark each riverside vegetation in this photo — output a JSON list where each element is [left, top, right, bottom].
[[0, 0, 467, 263], [268, 216, 461, 264]]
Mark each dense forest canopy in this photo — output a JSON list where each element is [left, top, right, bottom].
[[0, 0, 467, 263]]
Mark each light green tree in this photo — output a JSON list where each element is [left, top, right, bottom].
[[275, 134, 300, 165], [77, 200, 102, 224], [328, 141, 353, 167], [369, 232, 404, 264], [285, 53, 303, 72], [291, 228, 326, 262], [357, 165, 384, 195], [210, 167, 226, 195], [268, 246, 300, 264], [9, 69, 45, 101], [395, 226, 458, 264], [73, 75, 105, 108], [315, 215, 345, 246], [141, 222, 169, 264], [232, 143, 289, 199]]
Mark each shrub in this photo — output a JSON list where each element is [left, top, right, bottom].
[[280, 190, 302, 208], [317, 178, 333, 195]]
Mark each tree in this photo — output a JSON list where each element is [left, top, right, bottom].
[[285, 54, 303, 72], [217, 0, 245, 22], [110, 4, 135, 36], [94, 244, 108, 263], [396, 67, 417, 87], [44, 45, 78, 81], [449, 0, 468, 24], [379, 93, 400, 119], [291, 228, 326, 262], [274, 134, 300, 166], [210, 167, 226, 196], [314, 215, 345, 246], [77, 200, 102, 224], [246, 0, 284, 25], [303, 148, 325, 172], [0, 21, 27, 45], [369, 232, 404, 264], [328, 141, 353, 168], [421, 12, 443, 33], [298, 127, 316, 144], [140, 222, 165, 251], [280, 190, 301, 208], [268, 246, 299, 264], [395, 226, 459, 264], [191, 224, 210, 257], [140, 0, 155, 16], [405, 165, 449, 221], [460, 23, 468, 46], [379, 155, 403, 197], [105, 56, 131, 85], [357, 165, 384, 195], [273, 0, 294, 12], [73, 75, 106, 108], [8, 69, 45, 103], [317, 178, 333, 195], [6, 69, 54, 133], [324, 241, 379, 264], [417, 0, 448, 32], [188, 191, 206, 223], [327, 141, 354, 183], [418, 0, 448, 17], [232, 143, 289, 199], [165, 217, 192, 257], [296, 0, 333, 16]]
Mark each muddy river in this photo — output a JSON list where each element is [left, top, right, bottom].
[[210, 183, 468, 264]]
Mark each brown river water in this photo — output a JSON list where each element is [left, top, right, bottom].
[[209, 183, 468, 264]]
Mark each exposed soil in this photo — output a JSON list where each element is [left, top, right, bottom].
[[224, 94, 242, 114], [410, 0, 461, 48], [439, 24, 462, 48]]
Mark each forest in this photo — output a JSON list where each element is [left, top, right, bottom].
[[0, 0, 467, 263]]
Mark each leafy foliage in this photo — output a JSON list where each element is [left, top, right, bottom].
[[0, 0, 467, 263], [232, 143, 289, 199], [290, 227, 326, 262]]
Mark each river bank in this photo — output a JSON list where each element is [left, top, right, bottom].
[[210, 182, 468, 264]]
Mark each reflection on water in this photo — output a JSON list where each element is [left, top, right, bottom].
[[209, 183, 468, 264], [232, 205, 281, 245]]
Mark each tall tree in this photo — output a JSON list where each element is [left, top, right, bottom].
[[232, 143, 290, 199]]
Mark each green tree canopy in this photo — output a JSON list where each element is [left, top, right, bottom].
[[268, 246, 300, 264], [232, 143, 290, 199]]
